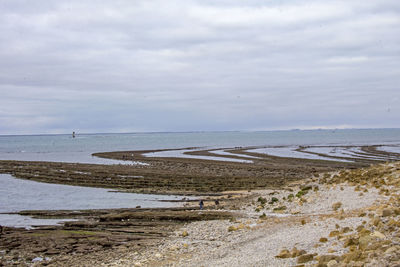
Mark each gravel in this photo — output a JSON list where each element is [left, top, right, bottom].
[[105, 179, 389, 267]]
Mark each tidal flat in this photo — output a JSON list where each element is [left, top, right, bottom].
[[0, 144, 400, 266]]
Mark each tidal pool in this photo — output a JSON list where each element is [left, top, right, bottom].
[[0, 174, 188, 228]]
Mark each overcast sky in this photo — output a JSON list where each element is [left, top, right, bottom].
[[0, 0, 399, 134]]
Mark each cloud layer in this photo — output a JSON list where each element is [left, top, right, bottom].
[[0, 0, 399, 134]]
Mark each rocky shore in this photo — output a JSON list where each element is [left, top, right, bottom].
[[102, 162, 400, 266], [1, 146, 400, 266]]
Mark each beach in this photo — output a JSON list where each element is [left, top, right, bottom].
[[53, 162, 400, 267], [1, 132, 400, 266]]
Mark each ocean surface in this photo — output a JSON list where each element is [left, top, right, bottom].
[[1, 129, 400, 227], [1, 129, 400, 163]]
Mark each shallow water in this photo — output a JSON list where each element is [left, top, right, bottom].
[[0, 214, 77, 229], [305, 146, 398, 161], [0, 174, 188, 228], [246, 147, 353, 162], [1, 129, 400, 227], [0, 151, 146, 165], [1, 129, 400, 164], [378, 145, 400, 154], [143, 149, 254, 163], [210, 149, 260, 159]]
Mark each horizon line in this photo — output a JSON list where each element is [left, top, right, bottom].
[[1, 127, 400, 137]]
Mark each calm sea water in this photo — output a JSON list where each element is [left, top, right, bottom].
[[1, 129, 400, 227], [1, 129, 400, 163], [0, 173, 185, 228]]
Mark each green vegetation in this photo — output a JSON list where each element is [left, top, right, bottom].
[[269, 197, 279, 204], [257, 197, 267, 205]]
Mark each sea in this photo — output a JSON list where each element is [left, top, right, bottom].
[[1, 129, 400, 163], [1, 128, 400, 228]]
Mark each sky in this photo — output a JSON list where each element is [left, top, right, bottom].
[[0, 0, 399, 135]]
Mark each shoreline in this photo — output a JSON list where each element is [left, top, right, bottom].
[[1, 146, 400, 266], [102, 162, 400, 267]]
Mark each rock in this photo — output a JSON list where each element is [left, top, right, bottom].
[[344, 237, 358, 247], [327, 260, 338, 267], [319, 237, 328, 243], [297, 254, 314, 263], [372, 217, 381, 226], [237, 223, 245, 230], [341, 226, 351, 233], [45, 249, 59, 255], [371, 231, 385, 239], [32, 247, 47, 253], [181, 230, 188, 237], [228, 226, 237, 232], [290, 247, 306, 257], [318, 254, 341, 264], [385, 246, 397, 254], [358, 235, 373, 250], [32, 257, 44, 263], [343, 250, 362, 263], [394, 208, 400, 215], [329, 230, 340, 237], [382, 209, 393, 217], [356, 225, 364, 232], [359, 228, 371, 237], [275, 249, 291, 259], [332, 202, 342, 211]]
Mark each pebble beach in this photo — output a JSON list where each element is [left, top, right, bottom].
[[105, 162, 400, 267]]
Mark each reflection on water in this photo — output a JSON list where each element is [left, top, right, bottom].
[[144, 149, 253, 163], [246, 147, 353, 162], [0, 214, 77, 229], [0, 151, 146, 165]]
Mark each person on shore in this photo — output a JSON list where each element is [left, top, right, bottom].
[[199, 200, 204, 210]]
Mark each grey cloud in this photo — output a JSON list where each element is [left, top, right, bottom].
[[0, 0, 399, 134]]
